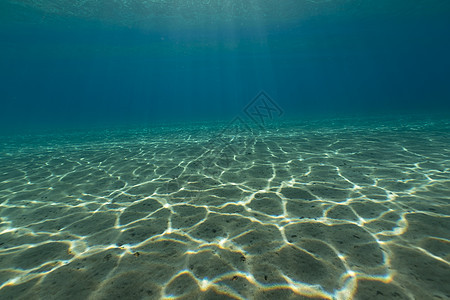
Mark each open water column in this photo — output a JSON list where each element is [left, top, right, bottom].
[[0, 0, 449, 299]]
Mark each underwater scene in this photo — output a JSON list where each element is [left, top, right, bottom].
[[1, 1, 450, 299]]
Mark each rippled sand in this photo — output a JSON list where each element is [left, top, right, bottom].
[[0, 117, 449, 299]]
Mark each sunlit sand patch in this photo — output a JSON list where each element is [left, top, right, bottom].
[[0, 117, 449, 299]]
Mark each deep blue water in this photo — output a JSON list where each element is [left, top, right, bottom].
[[1, 0, 450, 132]]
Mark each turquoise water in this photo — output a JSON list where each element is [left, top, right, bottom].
[[1, 1, 450, 299]]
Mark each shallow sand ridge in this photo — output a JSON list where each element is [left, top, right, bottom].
[[0, 118, 449, 299]]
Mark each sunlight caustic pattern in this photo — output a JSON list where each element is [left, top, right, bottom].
[[0, 118, 449, 299]]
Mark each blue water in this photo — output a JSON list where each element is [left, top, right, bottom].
[[1, 1, 450, 299], [1, 0, 450, 131]]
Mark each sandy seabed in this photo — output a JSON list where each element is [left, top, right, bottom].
[[0, 117, 449, 299]]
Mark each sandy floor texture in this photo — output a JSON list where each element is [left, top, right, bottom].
[[0, 117, 449, 299]]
